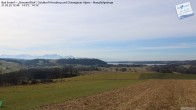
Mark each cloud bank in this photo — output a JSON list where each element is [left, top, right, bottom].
[[0, 0, 196, 60]]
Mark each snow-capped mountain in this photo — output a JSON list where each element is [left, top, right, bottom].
[[0, 54, 74, 59]]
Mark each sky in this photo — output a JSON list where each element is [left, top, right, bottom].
[[0, 0, 196, 61]]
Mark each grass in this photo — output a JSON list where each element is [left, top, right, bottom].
[[0, 100, 2, 108], [1, 72, 196, 110], [0, 72, 144, 110], [139, 73, 196, 79], [69, 72, 141, 80]]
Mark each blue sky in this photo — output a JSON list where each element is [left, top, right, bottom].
[[0, 0, 196, 61]]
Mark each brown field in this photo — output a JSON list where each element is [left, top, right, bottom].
[[37, 80, 196, 110]]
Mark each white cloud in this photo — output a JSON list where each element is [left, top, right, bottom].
[[0, 0, 196, 59], [139, 43, 196, 50]]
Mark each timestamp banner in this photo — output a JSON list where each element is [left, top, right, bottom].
[[1, 1, 114, 7]]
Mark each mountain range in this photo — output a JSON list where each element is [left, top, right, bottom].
[[0, 54, 74, 59]]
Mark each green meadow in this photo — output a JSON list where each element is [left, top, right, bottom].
[[1, 72, 196, 110], [0, 73, 143, 110]]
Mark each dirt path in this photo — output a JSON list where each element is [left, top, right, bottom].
[[37, 80, 196, 110]]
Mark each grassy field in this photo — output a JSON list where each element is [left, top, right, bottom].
[[0, 60, 20, 74], [69, 72, 141, 80], [0, 72, 144, 110], [39, 80, 196, 110], [139, 73, 196, 79], [1, 72, 196, 110]]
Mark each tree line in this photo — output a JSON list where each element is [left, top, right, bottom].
[[150, 65, 196, 74], [0, 67, 79, 86]]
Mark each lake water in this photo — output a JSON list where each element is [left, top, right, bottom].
[[107, 62, 167, 66]]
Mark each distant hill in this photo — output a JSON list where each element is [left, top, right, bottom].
[[0, 54, 74, 59], [10, 58, 107, 66], [0, 58, 107, 74], [57, 59, 107, 66]]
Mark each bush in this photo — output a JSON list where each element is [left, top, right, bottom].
[[41, 79, 53, 83], [31, 79, 41, 84]]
